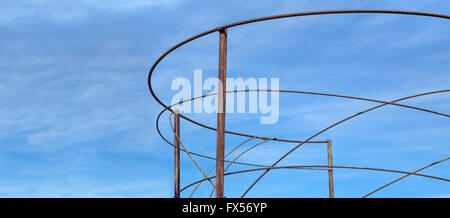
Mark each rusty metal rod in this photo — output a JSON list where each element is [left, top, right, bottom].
[[147, 10, 450, 198], [147, 10, 450, 116], [327, 140, 334, 198], [189, 138, 327, 197], [241, 89, 450, 197], [178, 165, 450, 195], [189, 137, 256, 198], [156, 88, 449, 174], [173, 110, 180, 198], [157, 89, 448, 148], [216, 28, 227, 198], [168, 112, 216, 188], [209, 138, 276, 198], [362, 157, 450, 198], [163, 89, 450, 198]]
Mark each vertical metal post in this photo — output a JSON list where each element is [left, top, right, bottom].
[[174, 110, 180, 198], [327, 139, 334, 198], [216, 28, 227, 198]]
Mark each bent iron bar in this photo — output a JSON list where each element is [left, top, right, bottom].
[[147, 10, 450, 198]]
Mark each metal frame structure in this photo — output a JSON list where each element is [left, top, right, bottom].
[[147, 9, 450, 198]]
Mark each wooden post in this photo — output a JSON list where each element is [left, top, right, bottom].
[[327, 139, 334, 198], [216, 28, 227, 198], [174, 110, 180, 198]]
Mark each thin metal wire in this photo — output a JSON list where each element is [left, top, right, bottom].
[[208, 138, 276, 198], [168, 112, 216, 189], [362, 157, 450, 198], [179, 165, 450, 194], [157, 108, 272, 168], [188, 137, 256, 198]]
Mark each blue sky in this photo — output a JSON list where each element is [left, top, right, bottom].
[[0, 0, 449, 197]]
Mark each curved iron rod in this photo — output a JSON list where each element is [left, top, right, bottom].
[[147, 10, 450, 198], [161, 89, 448, 144], [161, 89, 450, 197], [168, 112, 216, 189], [208, 138, 276, 198], [148, 10, 450, 114], [156, 89, 449, 175], [178, 165, 450, 195], [241, 89, 450, 197], [157, 89, 448, 154], [362, 157, 450, 198], [157, 106, 273, 168], [188, 137, 256, 198]]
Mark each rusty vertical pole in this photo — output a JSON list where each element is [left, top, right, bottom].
[[174, 110, 180, 198], [327, 139, 334, 198], [216, 28, 227, 198]]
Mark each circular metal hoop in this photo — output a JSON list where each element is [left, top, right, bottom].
[[147, 9, 450, 198]]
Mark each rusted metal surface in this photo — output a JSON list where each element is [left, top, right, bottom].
[[216, 28, 227, 198], [173, 110, 180, 198], [327, 140, 334, 198], [146, 10, 450, 198]]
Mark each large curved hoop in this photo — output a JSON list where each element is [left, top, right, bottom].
[[147, 9, 450, 198]]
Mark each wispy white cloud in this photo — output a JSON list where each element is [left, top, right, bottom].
[[0, 0, 180, 25]]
